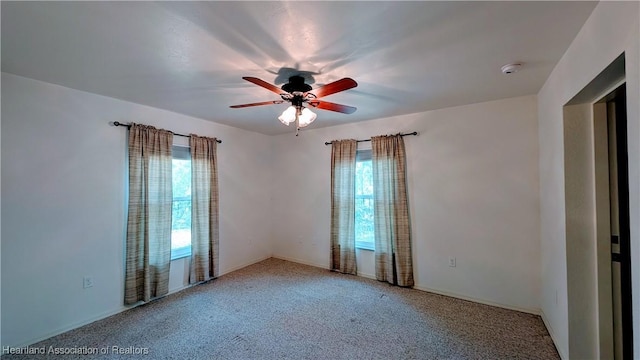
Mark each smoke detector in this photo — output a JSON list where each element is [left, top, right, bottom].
[[501, 63, 522, 74]]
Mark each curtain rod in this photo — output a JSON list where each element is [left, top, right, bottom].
[[324, 131, 417, 145], [112, 121, 222, 143]]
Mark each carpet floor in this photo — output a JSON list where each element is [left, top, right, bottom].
[[3, 258, 559, 359]]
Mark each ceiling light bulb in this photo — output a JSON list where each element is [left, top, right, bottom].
[[278, 106, 297, 126], [297, 108, 317, 127]]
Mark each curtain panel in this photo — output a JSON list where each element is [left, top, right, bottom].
[[372, 135, 414, 287], [330, 139, 358, 275], [124, 124, 173, 304], [189, 135, 220, 283]]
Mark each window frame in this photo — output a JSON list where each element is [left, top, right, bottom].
[[355, 149, 375, 251], [171, 145, 192, 260]]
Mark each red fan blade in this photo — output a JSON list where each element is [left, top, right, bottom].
[[310, 78, 358, 98], [230, 100, 284, 108], [242, 77, 284, 95], [308, 100, 357, 114]]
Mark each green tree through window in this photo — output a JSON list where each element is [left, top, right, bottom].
[[355, 150, 374, 250], [171, 147, 192, 259]]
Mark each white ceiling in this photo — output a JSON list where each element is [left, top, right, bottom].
[[1, 1, 597, 135]]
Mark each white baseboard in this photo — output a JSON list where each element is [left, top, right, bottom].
[[272, 256, 541, 316], [9, 306, 127, 349], [271, 254, 328, 270], [271, 255, 379, 281], [361, 275, 539, 315], [412, 284, 541, 315], [9, 255, 273, 349], [357, 271, 376, 280], [220, 255, 274, 276], [540, 310, 566, 360]]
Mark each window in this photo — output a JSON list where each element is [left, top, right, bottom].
[[171, 146, 191, 260], [355, 149, 374, 250]]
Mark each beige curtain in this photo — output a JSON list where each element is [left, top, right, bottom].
[[125, 124, 173, 304], [189, 135, 219, 283], [372, 135, 414, 287], [330, 139, 358, 275]]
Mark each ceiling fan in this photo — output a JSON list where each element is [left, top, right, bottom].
[[230, 75, 358, 132]]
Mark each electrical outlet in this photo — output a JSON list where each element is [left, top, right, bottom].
[[83, 276, 94, 289], [448, 257, 456, 267]]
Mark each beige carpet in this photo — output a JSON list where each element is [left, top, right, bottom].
[[3, 258, 559, 359]]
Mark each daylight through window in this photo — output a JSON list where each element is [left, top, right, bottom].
[[355, 149, 374, 250], [171, 146, 192, 259]]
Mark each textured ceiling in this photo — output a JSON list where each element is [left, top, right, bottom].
[[1, 1, 597, 135]]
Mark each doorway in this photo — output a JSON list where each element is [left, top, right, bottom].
[[593, 83, 633, 359], [601, 85, 633, 359], [563, 53, 633, 359]]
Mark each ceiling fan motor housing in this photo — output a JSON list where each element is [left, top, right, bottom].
[[281, 75, 312, 93]]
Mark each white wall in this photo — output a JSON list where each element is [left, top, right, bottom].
[[563, 104, 599, 359], [0, 73, 273, 348], [271, 95, 541, 314], [537, 2, 640, 358]]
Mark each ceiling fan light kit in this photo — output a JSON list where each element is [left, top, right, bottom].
[[231, 75, 358, 134], [278, 106, 297, 126], [277, 105, 318, 128], [298, 107, 317, 127]]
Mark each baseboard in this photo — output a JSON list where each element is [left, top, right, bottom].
[[271, 254, 328, 270], [271, 255, 379, 281], [357, 271, 376, 280], [7, 306, 127, 349], [7, 255, 273, 349], [540, 309, 567, 360], [272, 256, 541, 316], [220, 255, 274, 276], [413, 284, 540, 315]]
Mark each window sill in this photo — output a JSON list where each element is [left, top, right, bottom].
[[171, 246, 191, 261], [356, 243, 374, 251]]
